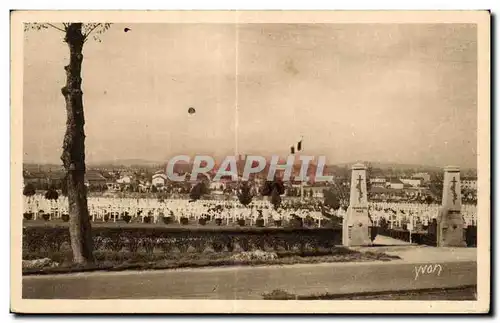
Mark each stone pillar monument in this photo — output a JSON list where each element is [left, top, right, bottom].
[[436, 166, 466, 247], [342, 163, 373, 246]]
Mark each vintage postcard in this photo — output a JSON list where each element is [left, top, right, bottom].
[[10, 10, 490, 313]]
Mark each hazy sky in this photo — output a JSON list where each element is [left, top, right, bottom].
[[23, 23, 478, 168]]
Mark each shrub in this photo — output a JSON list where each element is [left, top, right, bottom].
[[211, 237, 226, 252], [274, 220, 282, 227], [23, 212, 34, 220], [270, 187, 282, 209], [176, 239, 190, 253], [22, 258, 60, 269], [325, 216, 342, 227], [42, 213, 50, 221], [223, 236, 235, 252], [230, 250, 278, 262], [198, 218, 207, 226], [143, 216, 153, 224], [162, 216, 173, 225], [261, 177, 285, 196], [93, 236, 110, 251], [127, 237, 140, 253], [44, 188, 59, 201], [141, 238, 156, 253], [61, 214, 69, 222], [288, 216, 303, 228], [180, 217, 189, 225], [249, 236, 266, 250], [157, 238, 174, 254], [323, 188, 341, 211], [122, 213, 132, 223], [370, 226, 378, 242], [23, 183, 36, 197], [215, 218, 223, 226], [237, 219, 246, 226], [189, 182, 208, 201], [304, 215, 315, 227], [465, 226, 477, 247], [256, 219, 265, 227], [237, 237, 251, 251], [237, 181, 254, 206], [379, 218, 388, 230]]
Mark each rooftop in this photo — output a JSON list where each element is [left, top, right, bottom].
[[389, 178, 404, 184], [85, 170, 106, 182]]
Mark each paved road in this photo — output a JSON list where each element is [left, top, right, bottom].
[[321, 286, 477, 300], [23, 259, 476, 299], [372, 235, 413, 246]]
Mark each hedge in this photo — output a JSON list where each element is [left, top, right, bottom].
[[23, 226, 343, 255]]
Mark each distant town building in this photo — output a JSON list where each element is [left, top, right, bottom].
[[152, 172, 167, 187], [370, 178, 387, 187], [116, 175, 132, 184], [388, 178, 404, 190], [23, 171, 60, 188], [369, 186, 405, 201], [84, 170, 107, 187], [400, 178, 422, 188], [210, 178, 232, 191], [209, 181, 223, 193], [412, 172, 431, 183], [308, 186, 327, 198]]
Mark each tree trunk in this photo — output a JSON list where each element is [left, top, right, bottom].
[[60, 23, 93, 265]]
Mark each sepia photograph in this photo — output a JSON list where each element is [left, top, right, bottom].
[[10, 10, 490, 313]]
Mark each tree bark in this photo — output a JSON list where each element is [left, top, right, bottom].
[[60, 23, 93, 265]]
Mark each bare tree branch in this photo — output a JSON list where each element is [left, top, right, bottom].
[[82, 23, 100, 40], [46, 23, 66, 33], [82, 23, 112, 42], [24, 23, 48, 32]]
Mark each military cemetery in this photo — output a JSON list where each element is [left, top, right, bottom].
[[14, 13, 486, 308]]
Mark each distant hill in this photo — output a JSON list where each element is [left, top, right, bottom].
[[334, 161, 443, 172], [331, 161, 476, 177], [23, 163, 63, 172], [25, 159, 477, 177], [88, 159, 164, 168]]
